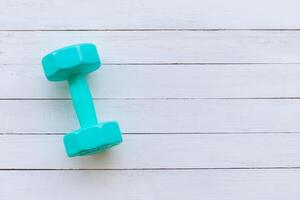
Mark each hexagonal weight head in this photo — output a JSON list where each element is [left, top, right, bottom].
[[42, 43, 101, 81]]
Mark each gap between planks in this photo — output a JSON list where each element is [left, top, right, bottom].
[[2, 132, 300, 135], [1, 97, 300, 100], [1, 167, 300, 171], [2, 29, 300, 32]]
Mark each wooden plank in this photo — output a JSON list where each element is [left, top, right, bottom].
[[1, 31, 300, 65], [2, 99, 300, 133], [2, 64, 300, 99], [1, 0, 299, 29], [0, 134, 300, 169], [1, 170, 299, 200]]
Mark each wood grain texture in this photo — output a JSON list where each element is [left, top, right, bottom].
[[2, 99, 300, 134], [1, 31, 300, 65], [1, 170, 300, 200], [0, 134, 300, 169], [2, 64, 300, 99], [1, 0, 299, 30]]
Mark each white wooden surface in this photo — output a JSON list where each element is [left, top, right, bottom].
[[1, 170, 300, 200], [1, 0, 300, 199], [1, 134, 300, 169], [1, 0, 299, 29], [4, 99, 300, 133], [1, 31, 300, 64]]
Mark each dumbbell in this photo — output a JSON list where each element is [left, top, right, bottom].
[[42, 43, 122, 157]]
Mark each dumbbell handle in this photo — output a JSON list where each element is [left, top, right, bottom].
[[68, 74, 98, 128]]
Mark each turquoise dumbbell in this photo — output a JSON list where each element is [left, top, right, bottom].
[[42, 43, 122, 157]]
